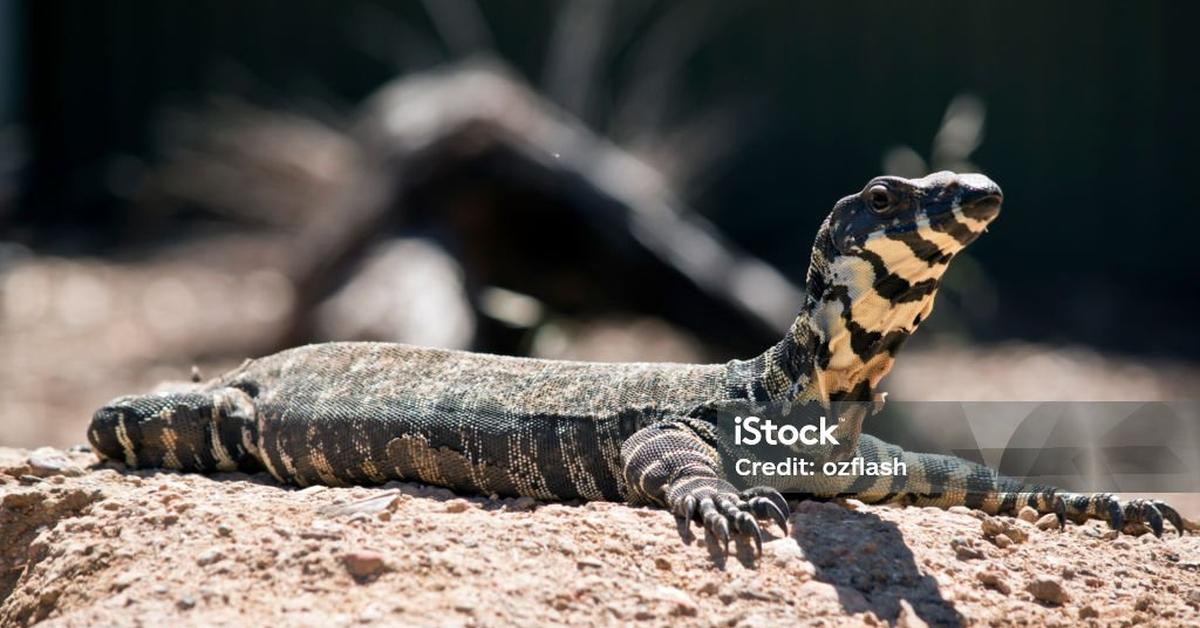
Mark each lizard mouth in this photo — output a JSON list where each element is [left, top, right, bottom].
[[926, 195, 1002, 224], [963, 194, 1002, 222]]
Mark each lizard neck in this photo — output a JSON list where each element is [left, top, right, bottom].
[[752, 220, 943, 404]]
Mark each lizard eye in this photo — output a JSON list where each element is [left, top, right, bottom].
[[867, 185, 894, 214]]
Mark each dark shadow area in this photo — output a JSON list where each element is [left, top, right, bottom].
[[789, 501, 963, 626]]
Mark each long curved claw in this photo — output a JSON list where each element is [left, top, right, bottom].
[[741, 486, 791, 534], [743, 486, 789, 522], [1128, 500, 1165, 538], [717, 497, 763, 555], [709, 514, 731, 552], [698, 496, 731, 551], [1051, 494, 1067, 529], [1154, 500, 1185, 537], [698, 495, 718, 525], [747, 496, 790, 535], [1101, 494, 1124, 531], [735, 511, 764, 555], [676, 494, 698, 524]]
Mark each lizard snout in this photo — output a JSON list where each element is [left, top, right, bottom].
[[953, 173, 1003, 222]]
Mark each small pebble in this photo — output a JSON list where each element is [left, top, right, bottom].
[[1035, 513, 1059, 531], [654, 586, 698, 617], [976, 570, 1011, 595], [1017, 506, 1039, 523], [950, 538, 985, 561], [196, 548, 224, 566], [1026, 575, 1069, 605], [980, 518, 1004, 537], [443, 499, 471, 513], [343, 550, 388, 579], [508, 496, 538, 512]]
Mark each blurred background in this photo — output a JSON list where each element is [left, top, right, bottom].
[[1, 0, 1199, 452]]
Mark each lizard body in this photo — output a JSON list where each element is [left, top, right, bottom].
[[89, 171, 1184, 550]]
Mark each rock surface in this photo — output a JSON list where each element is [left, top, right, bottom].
[[2, 447, 1199, 626]]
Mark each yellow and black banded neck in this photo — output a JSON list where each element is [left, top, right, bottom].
[[743, 171, 1003, 406]]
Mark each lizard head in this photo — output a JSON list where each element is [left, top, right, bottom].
[[827, 170, 1002, 257], [801, 171, 1002, 400]]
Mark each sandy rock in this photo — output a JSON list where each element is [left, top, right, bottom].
[[1036, 513, 1060, 531], [27, 447, 85, 477], [981, 516, 1030, 545], [110, 572, 140, 592], [1017, 506, 1039, 523], [976, 570, 1012, 595], [196, 548, 224, 566], [762, 538, 814, 575], [508, 496, 538, 512], [342, 550, 387, 579], [1027, 575, 1069, 605], [1, 446, 1198, 627], [443, 499, 472, 513], [797, 580, 869, 613], [951, 537, 986, 560], [895, 599, 929, 628], [652, 585, 698, 617]]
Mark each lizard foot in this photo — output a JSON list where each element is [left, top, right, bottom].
[[667, 479, 789, 554], [1062, 493, 1185, 537], [1004, 490, 1185, 537]]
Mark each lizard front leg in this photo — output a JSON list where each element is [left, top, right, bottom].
[[621, 418, 789, 553]]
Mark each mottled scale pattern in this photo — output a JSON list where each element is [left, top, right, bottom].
[[89, 171, 1187, 547], [94, 342, 739, 501]]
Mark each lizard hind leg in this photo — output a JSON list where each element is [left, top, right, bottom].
[[88, 387, 260, 473]]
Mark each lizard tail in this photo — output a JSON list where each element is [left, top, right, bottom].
[[88, 388, 260, 473]]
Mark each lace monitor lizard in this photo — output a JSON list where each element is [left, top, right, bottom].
[[87, 171, 1185, 553]]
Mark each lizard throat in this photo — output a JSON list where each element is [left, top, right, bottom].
[[750, 228, 949, 405]]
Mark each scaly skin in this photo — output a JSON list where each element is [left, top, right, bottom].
[[89, 171, 1185, 555]]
